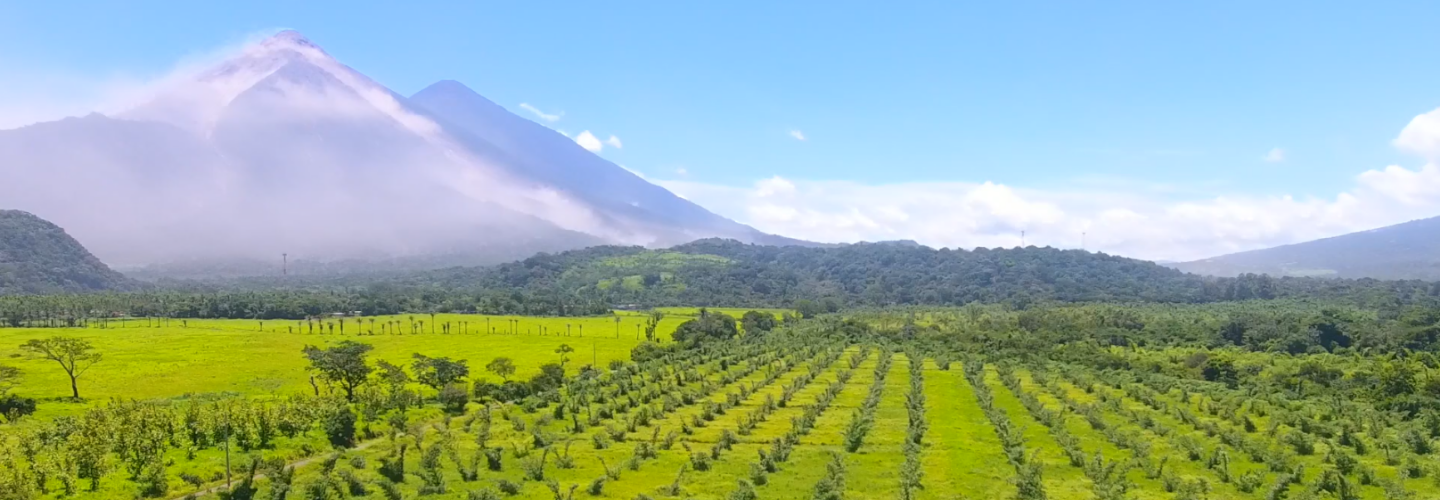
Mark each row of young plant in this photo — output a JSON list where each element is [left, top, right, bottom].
[[366, 339, 846, 500], [728, 351, 862, 499], [1055, 362, 1406, 500], [1069, 346, 1426, 467], [538, 340, 781, 431], [1055, 365, 1297, 497], [1118, 369, 1424, 499], [2, 330, 792, 499], [1035, 366, 1244, 500], [684, 346, 848, 473], [0, 394, 349, 499], [961, 359, 1046, 500], [899, 350, 926, 499], [585, 341, 844, 497], [843, 346, 889, 453], [994, 364, 1136, 500], [591, 338, 847, 498]]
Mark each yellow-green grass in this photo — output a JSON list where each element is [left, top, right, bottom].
[[1154, 381, 1410, 499], [681, 348, 855, 498], [0, 314, 657, 420], [745, 350, 868, 499], [1054, 376, 1264, 499], [841, 352, 907, 498], [983, 366, 1094, 498], [919, 361, 1015, 500], [1013, 370, 1174, 500], [0, 309, 789, 421]]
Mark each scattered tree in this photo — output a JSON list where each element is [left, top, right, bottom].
[[20, 336, 101, 399], [486, 357, 517, 382], [302, 341, 374, 401]]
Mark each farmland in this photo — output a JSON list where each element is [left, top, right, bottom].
[[3, 302, 1440, 500], [0, 309, 782, 420]]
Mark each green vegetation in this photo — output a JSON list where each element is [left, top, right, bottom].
[[13, 234, 1440, 499], [0, 210, 133, 294], [6, 297, 1440, 499]]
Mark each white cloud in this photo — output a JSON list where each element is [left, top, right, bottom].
[[518, 103, 562, 122], [651, 104, 1440, 262], [789, 129, 807, 141], [575, 130, 604, 152], [676, 167, 688, 176], [605, 135, 623, 149], [0, 29, 280, 130], [1264, 147, 1285, 163], [655, 173, 1429, 261]]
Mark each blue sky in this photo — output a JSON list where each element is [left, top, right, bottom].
[[6, 1, 1440, 260]]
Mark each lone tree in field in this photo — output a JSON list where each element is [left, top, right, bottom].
[[555, 344, 575, 371], [302, 341, 374, 401], [412, 353, 470, 392], [486, 357, 516, 382], [21, 336, 101, 399], [0, 364, 20, 395]]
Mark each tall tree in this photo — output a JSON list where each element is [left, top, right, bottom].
[[411, 354, 470, 392], [555, 344, 575, 371], [0, 364, 19, 395], [302, 341, 374, 401], [486, 357, 516, 382], [20, 336, 101, 399]]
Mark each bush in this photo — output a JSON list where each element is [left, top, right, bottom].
[[324, 406, 357, 449], [138, 463, 169, 498], [0, 394, 36, 422], [440, 383, 470, 414]]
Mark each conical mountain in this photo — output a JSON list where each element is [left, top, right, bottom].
[[0, 30, 801, 273]]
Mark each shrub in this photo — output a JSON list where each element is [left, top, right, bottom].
[[440, 383, 470, 414], [497, 479, 522, 496], [0, 394, 37, 422], [324, 406, 357, 449]]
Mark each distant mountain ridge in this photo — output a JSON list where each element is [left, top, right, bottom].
[[1171, 215, 1440, 279], [0, 210, 134, 294], [0, 30, 804, 271]]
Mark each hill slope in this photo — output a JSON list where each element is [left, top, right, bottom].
[[355, 239, 1262, 307], [1172, 215, 1440, 279], [0, 210, 133, 294]]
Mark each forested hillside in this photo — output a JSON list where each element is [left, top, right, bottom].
[[393, 239, 1440, 308], [0, 210, 133, 294]]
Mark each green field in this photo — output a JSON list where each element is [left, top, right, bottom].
[[5, 305, 1440, 500], [0, 309, 784, 420]]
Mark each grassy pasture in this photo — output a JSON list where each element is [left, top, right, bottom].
[[0, 308, 786, 421]]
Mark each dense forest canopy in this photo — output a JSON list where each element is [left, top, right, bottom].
[[5, 239, 1440, 322]]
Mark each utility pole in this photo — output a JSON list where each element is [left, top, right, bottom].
[[1082, 232, 1086, 251], [282, 253, 288, 276], [1020, 230, 1026, 247]]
